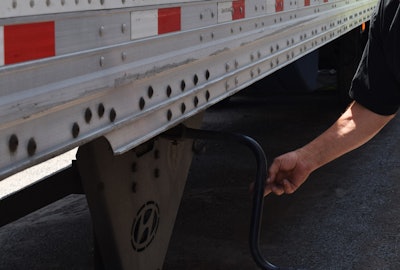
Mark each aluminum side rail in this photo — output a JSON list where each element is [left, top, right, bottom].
[[0, 0, 377, 180]]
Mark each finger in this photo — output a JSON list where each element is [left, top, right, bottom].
[[271, 184, 285, 196], [263, 184, 272, 197], [282, 179, 297, 194], [267, 160, 281, 182]]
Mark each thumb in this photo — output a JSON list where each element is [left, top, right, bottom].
[[263, 178, 272, 197]]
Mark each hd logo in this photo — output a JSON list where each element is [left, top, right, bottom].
[[131, 201, 160, 252]]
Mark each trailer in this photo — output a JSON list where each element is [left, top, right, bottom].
[[0, 0, 375, 269]]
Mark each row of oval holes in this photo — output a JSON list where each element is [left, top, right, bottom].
[[7, 69, 211, 156], [140, 69, 211, 111]]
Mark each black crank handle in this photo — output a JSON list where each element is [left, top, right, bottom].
[[165, 125, 302, 270]]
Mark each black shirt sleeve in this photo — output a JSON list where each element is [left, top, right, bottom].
[[349, 0, 400, 115]]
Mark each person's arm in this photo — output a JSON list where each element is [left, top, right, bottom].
[[265, 101, 396, 196]]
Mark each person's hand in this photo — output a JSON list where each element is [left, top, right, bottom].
[[264, 149, 313, 196]]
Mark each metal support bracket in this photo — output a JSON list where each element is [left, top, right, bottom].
[[76, 115, 203, 270]]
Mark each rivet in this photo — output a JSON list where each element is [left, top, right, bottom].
[[194, 96, 199, 107], [167, 110, 173, 121], [109, 108, 117, 122], [121, 23, 127, 34], [98, 103, 105, 118], [166, 85, 172, 97], [46, 0, 51, 6], [100, 0, 105, 5], [30, 0, 35, 7], [85, 108, 93, 123], [72, 123, 80, 138], [205, 70, 210, 80], [193, 74, 199, 85], [12, 0, 17, 8], [199, 35, 203, 42], [61, 0, 65, 5], [27, 138, 37, 156], [148, 86, 154, 98], [200, 13, 204, 20], [8, 134, 19, 153], [180, 80, 186, 91], [121, 52, 127, 61], [181, 103, 186, 113], [75, 0, 79, 4], [205, 90, 210, 101], [139, 97, 145, 110], [99, 25, 105, 36]]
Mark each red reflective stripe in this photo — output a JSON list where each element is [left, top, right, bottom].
[[158, 7, 181, 34], [276, 0, 284, 12], [232, 0, 245, 20], [4, 21, 55, 65], [304, 0, 310, 6]]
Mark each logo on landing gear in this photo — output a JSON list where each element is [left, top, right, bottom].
[[131, 201, 160, 252]]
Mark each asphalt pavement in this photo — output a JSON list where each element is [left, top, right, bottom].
[[1, 89, 400, 270]]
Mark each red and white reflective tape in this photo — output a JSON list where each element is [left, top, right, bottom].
[[131, 7, 181, 40], [0, 1, 250, 65], [218, 0, 246, 23], [0, 21, 55, 66]]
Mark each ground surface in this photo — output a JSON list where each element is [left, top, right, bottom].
[[1, 88, 400, 270]]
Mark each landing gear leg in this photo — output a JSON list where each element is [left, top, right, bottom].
[[76, 116, 202, 270]]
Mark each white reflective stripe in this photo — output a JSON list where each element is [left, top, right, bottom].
[[131, 10, 158, 40], [265, 0, 276, 13], [0, 27, 3, 66], [218, 2, 234, 23]]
